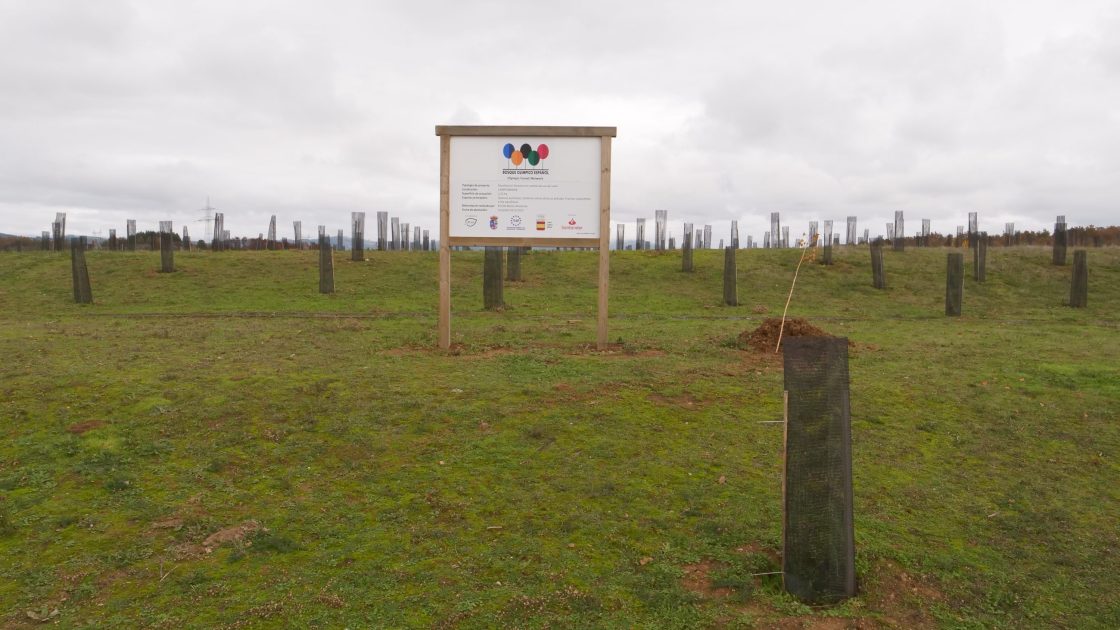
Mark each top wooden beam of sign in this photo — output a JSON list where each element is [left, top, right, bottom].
[[435, 125, 617, 138]]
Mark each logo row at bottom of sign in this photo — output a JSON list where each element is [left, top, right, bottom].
[[462, 215, 588, 231]]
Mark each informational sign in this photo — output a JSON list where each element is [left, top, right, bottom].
[[449, 136, 601, 239], [435, 125, 615, 350]]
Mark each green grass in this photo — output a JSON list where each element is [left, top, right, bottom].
[[0, 245, 1118, 628]]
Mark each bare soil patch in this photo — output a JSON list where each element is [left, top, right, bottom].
[[203, 520, 263, 550], [680, 560, 734, 599], [570, 343, 666, 357], [65, 420, 105, 435], [440, 343, 517, 358], [680, 549, 943, 629], [861, 560, 944, 629], [648, 392, 701, 409], [733, 542, 781, 565], [151, 517, 184, 531]]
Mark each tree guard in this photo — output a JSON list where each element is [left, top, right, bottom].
[[70, 237, 93, 304], [1070, 250, 1087, 308], [782, 336, 856, 603], [483, 246, 504, 310], [722, 246, 737, 306], [946, 253, 964, 316]]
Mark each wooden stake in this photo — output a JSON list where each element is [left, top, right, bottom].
[[781, 389, 788, 592]]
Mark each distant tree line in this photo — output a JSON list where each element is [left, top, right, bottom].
[[888, 225, 1120, 248]]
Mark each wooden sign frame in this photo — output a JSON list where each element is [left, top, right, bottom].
[[436, 125, 616, 350]]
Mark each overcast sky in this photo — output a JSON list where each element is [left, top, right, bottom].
[[2, 0, 1118, 242]]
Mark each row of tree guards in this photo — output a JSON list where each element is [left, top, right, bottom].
[[63, 232, 1094, 313], [611, 211, 1118, 251], [863, 220, 1090, 313], [26, 211, 1120, 254], [31, 211, 436, 254], [471, 235, 1090, 315]]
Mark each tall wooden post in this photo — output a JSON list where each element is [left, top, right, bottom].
[[438, 134, 451, 349], [597, 135, 611, 349]]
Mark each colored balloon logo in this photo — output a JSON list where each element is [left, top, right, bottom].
[[501, 141, 550, 167]]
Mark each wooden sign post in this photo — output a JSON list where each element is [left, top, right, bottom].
[[436, 125, 616, 350]]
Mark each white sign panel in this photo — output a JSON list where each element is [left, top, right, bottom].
[[449, 136, 601, 239]]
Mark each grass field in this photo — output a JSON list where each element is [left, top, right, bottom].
[[1, 244, 1118, 628]]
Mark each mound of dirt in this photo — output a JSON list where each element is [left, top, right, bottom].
[[738, 317, 835, 353]]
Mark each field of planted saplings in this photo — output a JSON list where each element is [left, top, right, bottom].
[[0, 244, 1117, 628]]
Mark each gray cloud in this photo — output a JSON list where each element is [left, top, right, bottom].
[[1, 0, 1117, 243]]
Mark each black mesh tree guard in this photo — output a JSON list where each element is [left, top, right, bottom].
[[1070, 250, 1087, 308], [483, 246, 504, 310], [870, 239, 886, 289], [159, 232, 174, 273], [506, 246, 522, 281], [319, 234, 334, 294], [681, 224, 694, 272], [1053, 216, 1067, 266], [352, 212, 365, 261], [974, 233, 987, 283], [70, 237, 93, 304], [722, 246, 737, 306], [782, 336, 856, 603], [946, 253, 964, 316], [376, 211, 387, 251]]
